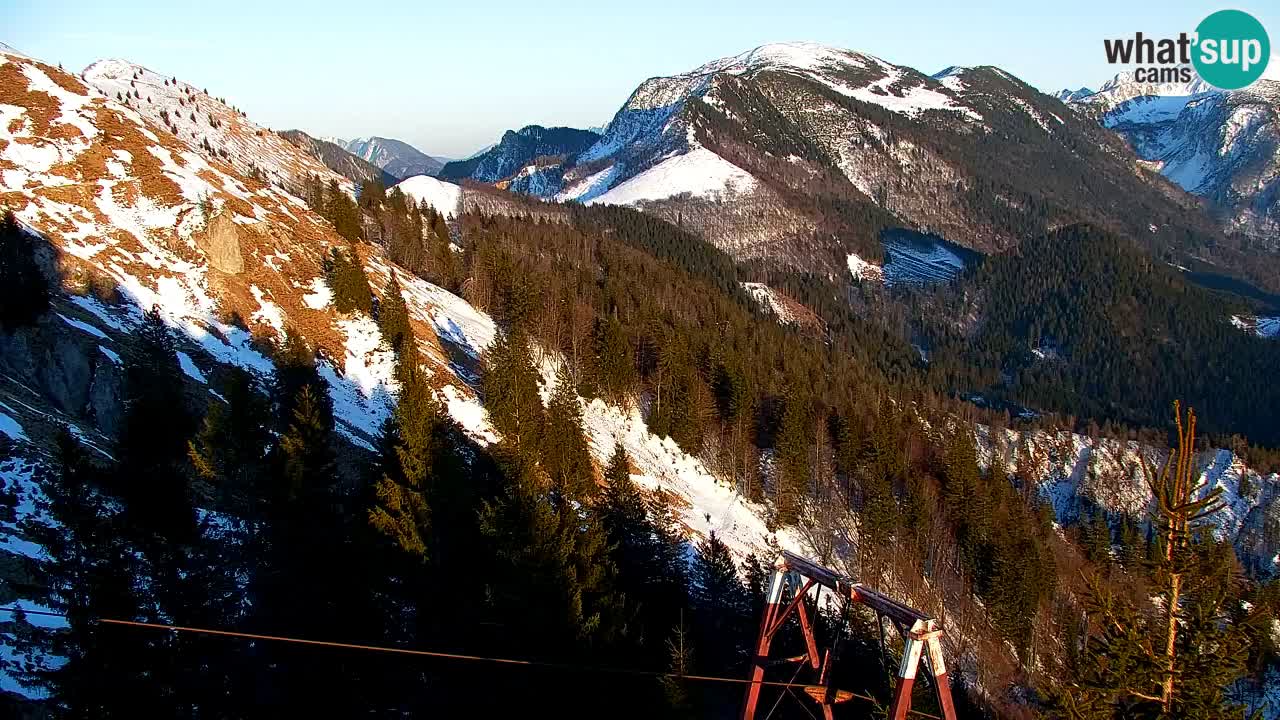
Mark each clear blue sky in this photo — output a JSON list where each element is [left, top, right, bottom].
[[5, 0, 1277, 157]]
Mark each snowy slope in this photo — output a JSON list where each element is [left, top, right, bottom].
[[741, 282, 797, 324], [0, 47, 424, 446], [973, 424, 1280, 574], [1231, 315, 1280, 339], [584, 146, 756, 205], [392, 175, 463, 218], [81, 58, 353, 197]]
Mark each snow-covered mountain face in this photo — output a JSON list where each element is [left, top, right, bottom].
[[1066, 72, 1280, 247], [437, 125, 599, 184], [81, 58, 353, 198], [478, 42, 1235, 283], [342, 136, 445, 180]]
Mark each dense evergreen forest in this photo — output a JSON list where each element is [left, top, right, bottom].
[[1, 173, 1278, 720], [909, 224, 1280, 448]]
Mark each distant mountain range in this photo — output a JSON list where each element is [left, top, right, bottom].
[[444, 42, 1249, 288], [278, 130, 397, 188], [1058, 70, 1280, 250], [329, 136, 449, 180], [437, 125, 600, 185]]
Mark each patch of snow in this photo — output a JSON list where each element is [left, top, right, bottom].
[[321, 317, 398, 441], [556, 165, 620, 203], [248, 285, 285, 333], [741, 282, 796, 324], [831, 66, 983, 122], [301, 277, 332, 310], [176, 351, 207, 384], [393, 175, 462, 218], [98, 345, 122, 364], [846, 253, 884, 282], [0, 411, 27, 443], [587, 148, 756, 206], [440, 384, 498, 445], [1231, 315, 1280, 339], [55, 312, 109, 339]]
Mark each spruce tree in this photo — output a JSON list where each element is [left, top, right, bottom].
[[115, 307, 196, 542], [589, 315, 635, 405], [1051, 403, 1254, 719], [689, 532, 751, 674], [542, 365, 596, 499], [325, 246, 373, 315], [188, 367, 272, 523], [18, 430, 148, 714], [477, 452, 622, 669], [773, 393, 811, 526], [271, 330, 330, 434], [598, 441, 689, 659], [0, 210, 50, 329], [481, 329, 544, 465], [368, 364, 438, 558], [377, 271, 412, 356]]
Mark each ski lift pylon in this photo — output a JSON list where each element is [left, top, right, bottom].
[[740, 551, 957, 720]]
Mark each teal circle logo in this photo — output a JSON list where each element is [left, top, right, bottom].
[[1192, 10, 1270, 89]]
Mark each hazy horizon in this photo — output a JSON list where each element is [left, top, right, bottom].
[[7, 0, 1278, 157]]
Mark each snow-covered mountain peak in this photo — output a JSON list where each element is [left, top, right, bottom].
[[1054, 86, 1094, 103], [695, 41, 881, 77], [341, 136, 445, 180], [1078, 69, 1217, 113], [392, 175, 463, 218], [1062, 67, 1280, 243]]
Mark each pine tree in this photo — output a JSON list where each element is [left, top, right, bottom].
[[689, 532, 751, 674], [251, 379, 369, 715], [660, 616, 696, 718], [274, 385, 335, 507], [0, 210, 50, 329], [598, 441, 689, 659], [271, 330, 330, 434], [481, 329, 544, 465], [17, 430, 149, 714], [324, 180, 362, 240], [774, 393, 811, 526], [188, 367, 272, 523], [377, 271, 412, 356], [1051, 403, 1254, 719], [477, 454, 622, 662], [325, 246, 373, 315], [542, 364, 596, 499], [589, 315, 635, 405], [368, 364, 439, 557], [115, 307, 196, 542]]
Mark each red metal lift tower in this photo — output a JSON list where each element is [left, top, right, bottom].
[[741, 551, 957, 720]]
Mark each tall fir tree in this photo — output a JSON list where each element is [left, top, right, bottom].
[[368, 363, 439, 558], [115, 307, 196, 542], [0, 209, 50, 329], [773, 392, 811, 526], [377, 271, 413, 357], [689, 532, 751, 674], [1051, 403, 1254, 719], [481, 329, 544, 466], [325, 246, 374, 315], [542, 364, 596, 500]]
